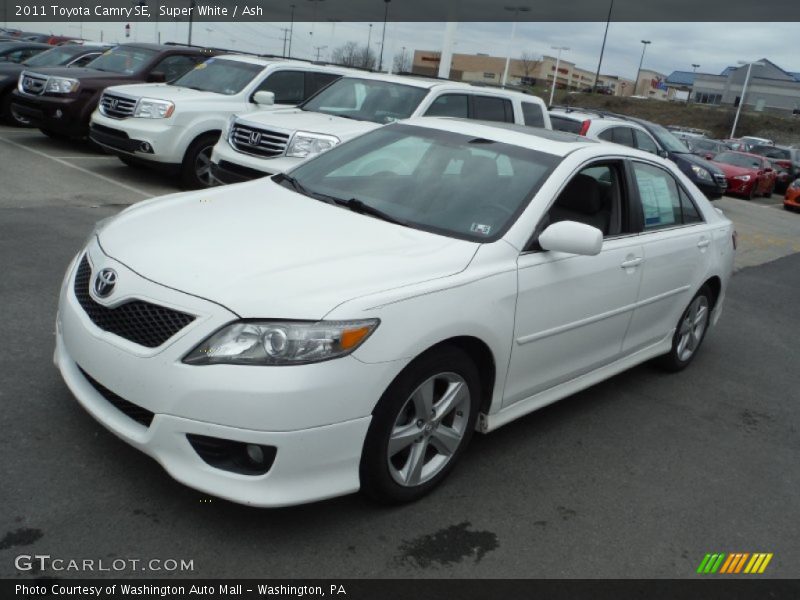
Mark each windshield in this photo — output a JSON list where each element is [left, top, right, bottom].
[[172, 58, 262, 94], [284, 124, 558, 242], [23, 47, 81, 67], [713, 152, 764, 169], [300, 78, 428, 124], [86, 46, 157, 74], [647, 123, 690, 153]]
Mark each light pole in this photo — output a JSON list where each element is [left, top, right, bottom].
[[378, 0, 390, 71], [287, 4, 295, 58], [692, 63, 700, 73], [634, 40, 651, 95], [365, 23, 373, 69], [730, 60, 765, 139], [593, 0, 613, 92], [502, 5, 530, 87], [548, 45, 569, 106], [314, 45, 327, 61]]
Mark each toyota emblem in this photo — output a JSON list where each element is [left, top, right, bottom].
[[93, 268, 117, 298]]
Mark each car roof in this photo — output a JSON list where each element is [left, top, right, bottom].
[[337, 71, 464, 89], [400, 116, 597, 157], [549, 107, 632, 124], [211, 54, 353, 71]]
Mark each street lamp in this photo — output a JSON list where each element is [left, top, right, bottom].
[[378, 0, 390, 72], [502, 5, 530, 87], [548, 46, 569, 106], [287, 4, 295, 58], [592, 0, 614, 93], [365, 23, 373, 68], [313, 45, 328, 61], [730, 60, 765, 139], [634, 40, 651, 95], [691, 63, 700, 72]]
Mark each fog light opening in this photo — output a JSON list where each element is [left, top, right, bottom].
[[54, 109, 63, 119], [186, 434, 276, 476], [139, 142, 153, 153], [246, 443, 265, 465]]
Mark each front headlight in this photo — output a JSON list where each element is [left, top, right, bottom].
[[133, 98, 175, 119], [733, 174, 751, 182], [690, 164, 713, 182], [286, 131, 340, 158], [184, 319, 379, 365], [45, 76, 80, 94]]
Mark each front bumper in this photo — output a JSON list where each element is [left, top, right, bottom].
[[54, 243, 406, 506], [210, 140, 302, 184], [11, 91, 90, 136], [724, 177, 753, 197], [784, 188, 800, 211], [89, 111, 185, 165]]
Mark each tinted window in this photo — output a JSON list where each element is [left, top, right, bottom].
[[305, 71, 340, 97], [713, 152, 763, 169], [425, 94, 469, 118], [598, 126, 634, 147], [634, 129, 659, 154], [258, 70, 304, 104], [69, 53, 100, 67], [550, 115, 583, 134], [633, 162, 702, 230], [88, 46, 158, 74], [749, 145, 790, 160], [152, 54, 200, 82], [522, 102, 544, 128], [472, 95, 513, 123]]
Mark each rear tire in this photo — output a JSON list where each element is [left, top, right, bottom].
[[747, 181, 756, 200], [654, 286, 713, 372], [181, 133, 219, 189], [359, 346, 480, 504]]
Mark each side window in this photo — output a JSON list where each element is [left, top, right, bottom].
[[544, 163, 625, 238], [424, 94, 469, 118], [472, 95, 513, 123], [632, 162, 702, 230], [304, 72, 339, 98], [679, 188, 703, 224], [151, 54, 199, 81], [612, 127, 635, 147], [257, 70, 305, 104], [633, 129, 659, 154], [521, 102, 545, 128], [69, 53, 100, 67]]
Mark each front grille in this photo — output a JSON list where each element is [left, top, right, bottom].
[[78, 366, 154, 427], [99, 93, 137, 119], [20, 72, 47, 95], [230, 123, 289, 157], [73, 255, 195, 348]]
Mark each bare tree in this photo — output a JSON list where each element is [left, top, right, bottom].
[[518, 51, 538, 82], [331, 41, 376, 69], [393, 47, 412, 73]]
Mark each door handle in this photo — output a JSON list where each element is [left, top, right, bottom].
[[620, 257, 643, 269], [697, 239, 711, 249]]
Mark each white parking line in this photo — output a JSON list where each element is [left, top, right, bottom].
[[0, 135, 151, 198], [51, 155, 119, 159]]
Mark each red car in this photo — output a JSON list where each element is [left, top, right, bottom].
[[785, 178, 800, 212], [710, 151, 777, 199]]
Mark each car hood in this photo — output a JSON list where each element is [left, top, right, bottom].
[[22, 66, 138, 83], [241, 110, 380, 139], [709, 162, 755, 178], [0, 62, 25, 76], [98, 179, 478, 319], [102, 82, 232, 102], [673, 151, 726, 176]]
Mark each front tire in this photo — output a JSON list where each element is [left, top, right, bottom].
[[360, 346, 480, 504], [181, 133, 219, 189], [763, 181, 774, 198], [1, 94, 31, 126], [655, 286, 712, 372]]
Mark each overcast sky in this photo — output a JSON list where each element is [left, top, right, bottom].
[[13, 21, 799, 78]]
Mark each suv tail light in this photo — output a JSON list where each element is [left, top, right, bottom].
[[578, 120, 591, 136]]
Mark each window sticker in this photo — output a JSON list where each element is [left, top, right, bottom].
[[636, 170, 676, 227], [470, 223, 492, 235]]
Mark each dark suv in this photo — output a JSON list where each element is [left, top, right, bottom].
[[11, 43, 214, 138]]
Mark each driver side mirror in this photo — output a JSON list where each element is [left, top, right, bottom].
[[253, 91, 275, 106], [538, 221, 603, 256], [658, 149, 669, 159]]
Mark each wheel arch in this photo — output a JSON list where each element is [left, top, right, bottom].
[[183, 129, 222, 161], [702, 275, 722, 309]]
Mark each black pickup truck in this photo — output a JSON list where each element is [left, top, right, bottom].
[[11, 43, 214, 138]]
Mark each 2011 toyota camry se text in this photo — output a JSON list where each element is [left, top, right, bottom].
[[54, 118, 735, 507]]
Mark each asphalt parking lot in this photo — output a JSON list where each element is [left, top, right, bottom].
[[1, 124, 799, 579]]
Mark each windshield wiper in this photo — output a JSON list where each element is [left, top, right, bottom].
[[275, 173, 338, 204], [333, 198, 406, 226]]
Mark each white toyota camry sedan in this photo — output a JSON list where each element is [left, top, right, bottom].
[[55, 117, 735, 507]]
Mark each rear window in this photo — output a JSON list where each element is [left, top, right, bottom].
[[549, 114, 583, 134], [472, 95, 513, 123], [749, 145, 790, 160]]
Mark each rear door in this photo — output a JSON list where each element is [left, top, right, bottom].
[[622, 160, 713, 353]]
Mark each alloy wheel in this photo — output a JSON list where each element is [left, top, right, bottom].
[[387, 372, 471, 487], [195, 146, 216, 187], [676, 295, 709, 362]]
